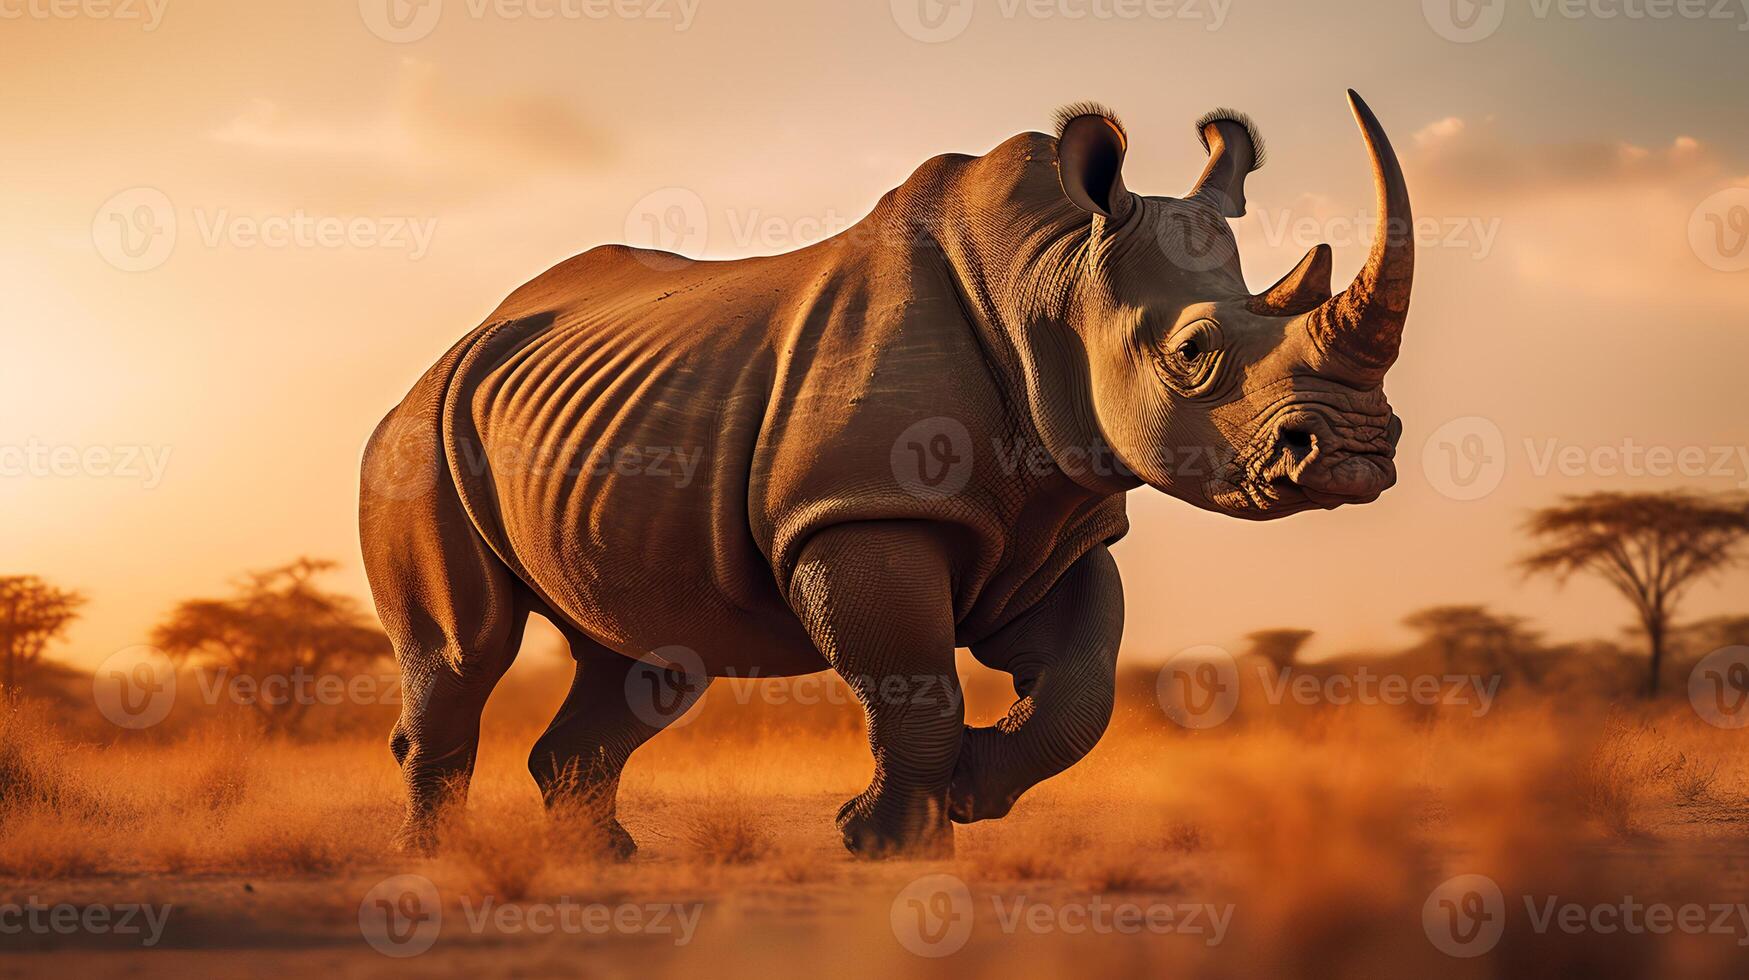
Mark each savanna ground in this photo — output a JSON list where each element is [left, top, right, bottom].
[[4, 648, 1749, 978]]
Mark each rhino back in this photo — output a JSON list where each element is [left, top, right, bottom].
[[446, 245, 825, 672], [436, 147, 1128, 669]]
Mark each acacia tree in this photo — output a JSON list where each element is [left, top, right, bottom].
[[1403, 604, 1543, 681], [1244, 629, 1315, 670], [0, 576, 86, 701], [1674, 615, 1749, 661], [152, 558, 390, 733], [1520, 492, 1749, 696]]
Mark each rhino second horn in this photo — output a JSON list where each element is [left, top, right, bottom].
[[1304, 90, 1415, 371], [1249, 243, 1334, 316]]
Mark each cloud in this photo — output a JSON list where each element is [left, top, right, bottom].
[[1408, 114, 1726, 202], [209, 58, 607, 185], [391, 58, 606, 170], [1387, 115, 1749, 312]]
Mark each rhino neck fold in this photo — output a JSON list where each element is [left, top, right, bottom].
[[898, 133, 1143, 500]]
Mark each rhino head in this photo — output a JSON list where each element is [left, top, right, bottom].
[[1050, 91, 1412, 519]]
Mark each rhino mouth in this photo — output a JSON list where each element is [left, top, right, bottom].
[[1208, 406, 1401, 518]]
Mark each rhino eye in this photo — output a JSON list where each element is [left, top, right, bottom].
[[1153, 318, 1223, 393]]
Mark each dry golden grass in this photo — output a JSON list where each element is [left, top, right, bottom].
[[439, 808, 549, 900], [675, 782, 779, 866], [3, 662, 1749, 976]]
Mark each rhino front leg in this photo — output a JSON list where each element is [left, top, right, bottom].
[[952, 544, 1122, 824], [788, 522, 964, 858]]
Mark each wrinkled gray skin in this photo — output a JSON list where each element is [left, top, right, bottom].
[[359, 90, 1413, 858]]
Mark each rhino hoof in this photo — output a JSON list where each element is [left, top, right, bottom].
[[947, 788, 1014, 825], [604, 820, 638, 862], [392, 821, 441, 856], [836, 796, 954, 860], [947, 755, 1017, 824], [551, 814, 639, 862]]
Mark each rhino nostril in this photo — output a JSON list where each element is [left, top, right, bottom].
[[1282, 428, 1314, 454]]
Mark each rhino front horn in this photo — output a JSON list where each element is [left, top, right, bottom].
[[1304, 90, 1414, 372]]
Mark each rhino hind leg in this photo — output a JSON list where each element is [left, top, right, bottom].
[[362, 413, 529, 854], [528, 628, 709, 860], [952, 545, 1122, 824]]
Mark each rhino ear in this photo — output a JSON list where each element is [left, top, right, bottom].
[[1186, 109, 1264, 218], [1055, 103, 1131, 219], [1249, 244, 1333, 316]]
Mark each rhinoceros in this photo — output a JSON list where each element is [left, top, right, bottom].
[[360, 90, 1413, 857]]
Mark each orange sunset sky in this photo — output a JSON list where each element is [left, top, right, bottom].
[[4, 0, 1747, 669]]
